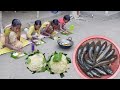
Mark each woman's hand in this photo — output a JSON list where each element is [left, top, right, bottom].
[[13, 47, 22, 52]]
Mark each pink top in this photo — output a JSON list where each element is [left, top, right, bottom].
[[58, 18, 65, 26], [58, 18, 66, 30]]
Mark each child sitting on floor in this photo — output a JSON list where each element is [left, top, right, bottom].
[[58, 15, 70, 32], [26, 20, 42, 41]]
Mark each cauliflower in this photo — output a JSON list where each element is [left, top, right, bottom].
[[26, 50, 46, 73], [47, 52, 71, 78]]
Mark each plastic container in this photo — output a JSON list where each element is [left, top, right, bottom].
[[31, 43, 35, 52], [69, 25, 74, 33]]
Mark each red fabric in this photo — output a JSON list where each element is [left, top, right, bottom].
[[58, 18, 65, 26]]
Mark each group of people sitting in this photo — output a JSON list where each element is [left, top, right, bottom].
[[0, 15, 71, 52]]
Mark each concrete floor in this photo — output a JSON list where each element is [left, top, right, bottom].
[[1, 11, 120, 79]]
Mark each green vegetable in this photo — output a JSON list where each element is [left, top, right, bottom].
[[25, 50, 47, 73], [47, 51, 71, 78], [66, 57, 71, 64], [53, 52, 62, 62], [26, 58, 31, 64]]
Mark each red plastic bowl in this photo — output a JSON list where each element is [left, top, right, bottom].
[[73, 35, 120, 79]]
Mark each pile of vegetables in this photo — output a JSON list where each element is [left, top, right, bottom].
[[46, 51, 71, 78], [25, 50, 47, 74], [11, 50, 71, 78]]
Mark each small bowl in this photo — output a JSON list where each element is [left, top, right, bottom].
[[57, 37, 73, 49], [73, 35, 120, 79]]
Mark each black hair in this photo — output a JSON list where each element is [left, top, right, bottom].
[[52, 19, 59, 25], [12, 19, 21, 27], [35, 20, 41, 25], [63, 15, 70, 21]]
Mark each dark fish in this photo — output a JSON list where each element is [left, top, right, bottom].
[[88, 42, 95, 61], [77, 50, 87, 71], [93, 41, 101, 62], [79, 43, 89, 65], [102, 65, 113, 75], [85, 59, 94, 65], [85, 62, 103, 78], [77, 45, 89, 72], [98, 41, 107, 56], [94, 67, 107, 75], [91, 55, 117, 69], [90, 69, 101, 78], [83, 63, 94, 78], [86, 72, 94, 78], [82, 43, 89, 54], [83, 62, 91, 70], [96, 44, 112, 63], [95, 41, 101, 52], [104, 49, 115, 60], [77, 46, 84, 64]]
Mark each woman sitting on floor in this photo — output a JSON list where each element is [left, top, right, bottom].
[[0, 19, 23, 52]]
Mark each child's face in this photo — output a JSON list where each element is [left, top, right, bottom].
[[64, 19, 69, 23], [35, 25, 41, 30], [12, 25, 21, 33]]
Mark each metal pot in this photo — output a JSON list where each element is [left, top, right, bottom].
[[57, 37, 73, 49]]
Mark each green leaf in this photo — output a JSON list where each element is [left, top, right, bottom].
[[53, 52, 62, 62], [24, 52, 28, 55], [26, 58, 31, 64], [41, 67, 46, 72], [60, 73, 64, 78], [66, 57, 71, 64], [11, 53, 18, 59], [46, 65, 50, 71], [26, 57, 28, 60], [63, 53, 67, 56], [50, 72, 54, 74], [41, 39, 46, 43], [28, 53, 34, 57], [54, 51, 58, 54], [33, 50, 40, 54], [65, 71, 67, 73]]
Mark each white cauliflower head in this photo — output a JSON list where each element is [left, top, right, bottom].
[[48, 54, 69, 74], [47, 52, 71, 77], [26, 53, 46, 73]]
